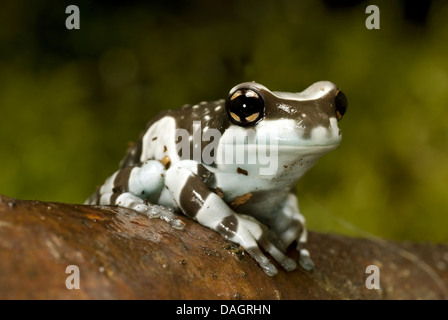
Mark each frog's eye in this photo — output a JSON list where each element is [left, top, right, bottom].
[[226, 89, 264, 126], [335, 90, 347, 121]]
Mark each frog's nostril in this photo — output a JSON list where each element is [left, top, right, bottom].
[[335, 90, 347, 121]]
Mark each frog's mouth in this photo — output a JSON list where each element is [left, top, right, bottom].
[[223, 139, 341, 148], [215, 140, 339, 160], [277, 142, 340, 150], [220, 142, 340, 156], [220, 118, 342, 150]]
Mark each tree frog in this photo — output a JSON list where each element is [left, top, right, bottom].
[[85, 81, 347, 276]]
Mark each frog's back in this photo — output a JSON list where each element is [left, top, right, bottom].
[[119, 99, 229, 169]]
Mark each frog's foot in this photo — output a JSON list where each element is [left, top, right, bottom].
[[227, 214, 297, 276], [111, 192, 186, 230], [277, 219, 303, 250], [271, 193, 314, 271], [142, 203, 186, 230], [295, 221, 315, 270], [296, 242, 315, 271]]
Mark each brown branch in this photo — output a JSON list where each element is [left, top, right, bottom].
[[0, 195, 447, 299]]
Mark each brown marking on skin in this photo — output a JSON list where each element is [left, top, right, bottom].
[[179, 176, 212, 218], [216, 215, 238, 239], [198, 167, 209, 181], [119, 140, 142, 169], [171, 100, 230, 164], [109, 166, 135, 204], [237, 167, 248, 176], [229, 192, 252, 210], [160, 156, 171, 169], [110, 186, 126, 205], [214, 187, 224, 199], [163, 145, 167, 153], [112, 185, 126, 194], [152, 137, 158, 141], [197, 164, 216, 186]]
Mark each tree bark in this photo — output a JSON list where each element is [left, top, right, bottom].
[[0, 194, 447, 299]]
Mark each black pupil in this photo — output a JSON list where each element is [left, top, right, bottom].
[[228, 90, 264, 125]]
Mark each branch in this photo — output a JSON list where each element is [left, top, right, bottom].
[[0, 195, 446, 299]]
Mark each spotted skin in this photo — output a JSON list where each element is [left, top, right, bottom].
[[85, 81, 347, 276]]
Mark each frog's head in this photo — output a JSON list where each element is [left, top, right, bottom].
[[219, 81, 347, 177], [225, 81, 346, 146]]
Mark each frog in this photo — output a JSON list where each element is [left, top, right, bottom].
[[85, 81, 347, 276]]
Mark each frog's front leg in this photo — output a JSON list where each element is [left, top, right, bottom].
[[269, 193, 315, 271], [85, 160, 185, 229], [165, 161, 297, 276]]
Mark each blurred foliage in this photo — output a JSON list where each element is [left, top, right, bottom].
[[0, 0, 447, 243]]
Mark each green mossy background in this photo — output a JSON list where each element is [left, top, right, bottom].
[[1, 1, 447, 243]]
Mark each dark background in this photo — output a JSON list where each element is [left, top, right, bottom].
[[1, 0, 447, 243]]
